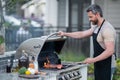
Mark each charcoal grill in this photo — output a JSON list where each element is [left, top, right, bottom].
[[15, 32, 88, 80]]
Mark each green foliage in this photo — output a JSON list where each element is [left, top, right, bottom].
[[116, 58, 120, 74], [59, 51, 86, 62], [18, 67, 27, 74], [3, 22, 12, 28], [87, 58, 120, 80], [88, 76, 94, 80], [5, 0, 29, 14], [0, 35, 4, 45], [113, 75, 120, 80], [88, 64, 94, 74]]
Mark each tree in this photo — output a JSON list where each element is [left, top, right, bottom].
[[5, 0, 29, 15]]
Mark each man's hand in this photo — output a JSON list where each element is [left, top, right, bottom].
[[58, 31, 65, 36], [83, 58, 96, 64]]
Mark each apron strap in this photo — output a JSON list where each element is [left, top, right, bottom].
[[97, 19, 105, 35]]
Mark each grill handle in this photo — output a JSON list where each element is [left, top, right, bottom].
[[47, 32, 59, 37], [45, 32, 62, 40]]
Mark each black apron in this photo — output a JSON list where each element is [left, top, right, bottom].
[[93, 20, 112, 80]]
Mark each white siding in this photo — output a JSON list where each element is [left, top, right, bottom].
[[95, 0, 120, 28], [107, 0, 120, 28], [45, 0, 58, 26], [57, 0, 67, 27]]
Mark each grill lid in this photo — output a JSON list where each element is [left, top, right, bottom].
[[15, 32, 66, 60], [41, 37, 66, 54]]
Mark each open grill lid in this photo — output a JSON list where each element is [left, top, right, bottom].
[[15, 32, 66, 60], [41, 37, 66, 54]]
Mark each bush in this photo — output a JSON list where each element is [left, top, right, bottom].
[[88, 64, 94, 74], [115, 58, 120, 74], [87, 58, 120, 80]]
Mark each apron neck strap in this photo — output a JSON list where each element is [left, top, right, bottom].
[[97, 19, 105, 34]]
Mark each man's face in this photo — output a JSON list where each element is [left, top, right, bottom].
[[87, 11, 98, 25]]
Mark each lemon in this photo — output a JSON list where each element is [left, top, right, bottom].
[[25, 70, 31, 75]]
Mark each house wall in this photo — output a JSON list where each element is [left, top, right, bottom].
[[106, 0, 120, 28], [22, 0, 46, 19], [57, 0, 67, 27], [45, 0, 58, 26], [22, 0, 57, 26], [95, 0, 120, 28]]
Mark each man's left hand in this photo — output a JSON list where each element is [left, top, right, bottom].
[[83, 58, 96, 64]]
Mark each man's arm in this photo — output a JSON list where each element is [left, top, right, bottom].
[[58, 28, 94, 38], [95, 41, 114, 61], [83, 41, 115, 64]]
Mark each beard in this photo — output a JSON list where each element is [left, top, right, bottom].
[[91, 19, 98, 25]]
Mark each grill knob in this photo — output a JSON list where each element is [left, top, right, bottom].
[[64, 75, 70, 80], [69, 74, 72, 78], [58, 76, 65, 80], [69, 73, 74, 78], [77, 71, 80, 75], [73, 71, 78, 76], [58, 77, 63, 80]]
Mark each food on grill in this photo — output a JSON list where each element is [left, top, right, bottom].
[[56, 64, 63, 69], [44, 63, 63, 69]]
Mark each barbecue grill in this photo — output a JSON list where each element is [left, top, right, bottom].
[[15, 32, 88, 80]]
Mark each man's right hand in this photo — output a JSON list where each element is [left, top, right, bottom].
[[58, 31, 65, 36]]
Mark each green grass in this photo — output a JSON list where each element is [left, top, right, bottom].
[[59, 50, 86, 62], [88, 76, 94, 80]]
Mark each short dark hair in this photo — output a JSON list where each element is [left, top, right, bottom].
[[86, 4, 103, 17]]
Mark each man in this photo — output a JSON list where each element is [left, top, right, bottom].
[[58, 4, 116, 80]]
